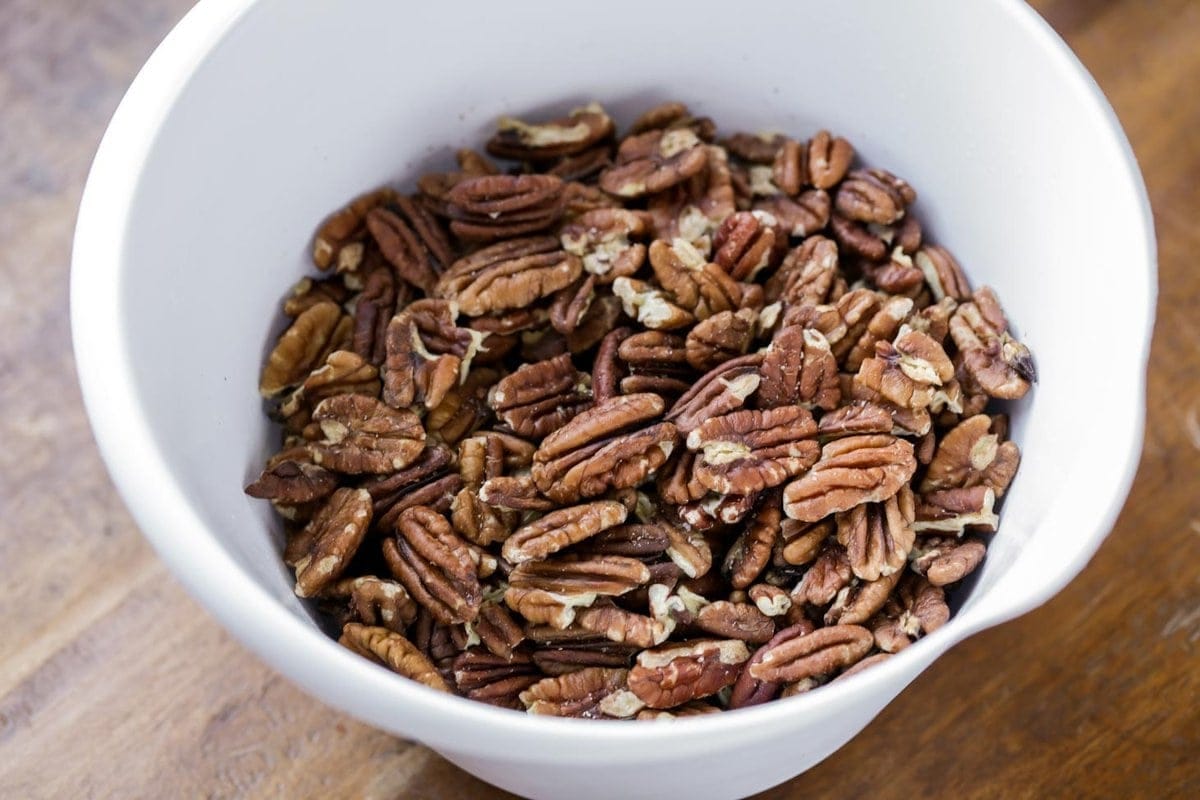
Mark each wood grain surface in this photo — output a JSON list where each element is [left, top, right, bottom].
[[1, 1, 1196, 797]]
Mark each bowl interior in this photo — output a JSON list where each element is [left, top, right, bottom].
[[81, 0, 1151, 750]]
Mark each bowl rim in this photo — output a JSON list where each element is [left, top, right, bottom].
[[70, 0, 1156, 760]]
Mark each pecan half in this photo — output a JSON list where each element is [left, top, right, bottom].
[[724, 501, 781, 589], [383, 506, 482, 626], [694, 601, 775, 644], [685, 308, 757, 372], [628, 639, 750, 709], [442, 174, 565, 241], [618, 330, 694, 397], [778, 517, 836, 567], [436, 235, 582, 317], [824, 569, 903, 625], [576, 604, 673, 648], [612, 277, 696, 331], [712, 210, 785, 281], [648, 238, 746, 321], [753, 189, 831, 237], [245, 446, 337, 504], [327, 575, 418, 633], [765, 235, 840, 306], [339, 623, 449, 692], [361, 444, 457, 527], [920, 414, 1021, 496], [313, 187, 395, 271], [910, 536, 988, 586], [914, 245, 971, 301], [308, 394, 426, 474], [834, 168, 916, 225], [600, 128, 708, 198], [488, 353, 592, 439], [666, 353, 763, 434], [759, 326, 841, 411], [506, 555, 651, 628], [350, 268, 398, 365], [487, 103, 615, 161], [805, 130, 854, 190], [502, 500, 629, 564], [835, 486, 916, 581], [366, 196, 455, 292], [748, 624, 873, 682], [686, 406, 820, 495], [520, 667, 629, 718], [291, 488, 372, 597], [383, 299, 486, 410], [913, 486, 999, 534], [816, 403, 895, 439], [856, 329, 954, 410], [949, 287, 1036, 399], [260, 301, 351, 397], [872, 576, 949, 652], [452, 649, 540, 708], [783, 435, 917, 522], [791, 542, 853, 606], [727, 620, 815, 709]]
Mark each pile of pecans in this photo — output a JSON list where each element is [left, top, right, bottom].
[[247, 101, 1036, 718]]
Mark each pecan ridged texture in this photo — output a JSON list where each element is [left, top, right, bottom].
[[383, 506, 482, 626], [600, 128, 708, 198], [435, 235, 581, 316], [307, 394, 426, 475], [686, 406, 820, 495], [783, 435, 917, 522]]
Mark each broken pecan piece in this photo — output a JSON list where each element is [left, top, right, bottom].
[[382, 299, 486, 410], [560, 208, 649, 283]]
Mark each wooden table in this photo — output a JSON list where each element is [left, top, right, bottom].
[[1, 1, 1196, 797]]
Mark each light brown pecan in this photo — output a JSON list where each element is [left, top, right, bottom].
[[290, 488, 372, 597], [913, 486, 999, 534], [684, 309, 756, 372], [339, 623, 449, 691], [816, 403, 894, 439], [560, 208, 649, 283], [327, 575, 419, 633], [487, 103, 615, 161], [759, 326, 841, 411], [694, 601, 775, 644], [648, 238, 747, 321], [834, 168, 916, 225], [748, 584, 792, 617], [914, 245, 971, 301], [836, 486, 916, 581], [424, 366, 498, 445], [275, 349, 381, 434], [771, 138, 805, 196], [600, 128, 708, 197], [383, 506, 482, 625], [313, 187, 396, 271], [910, 535, 988, 586], [307, 394, 425, 474], [712, 210, 785, 281], [502, 500, 629, 564], [783, 435, 917, 522], [452, 649, 540, 708], [576, 604, 673, 648], [366, 196, 455, 292], [805, 130, 854, 189], [856, 329, 955, 410], [949, 287, 1036, 399], [436, 235, 582, 316], [260, 301, 352, 397], [842, 295, 915, 372], [724, 501, 781, 589], [753, 189, 831, 238], [778, 517, 836, 566], [686, 406, 820, 495], [842, 374, 933, 437], [520, 667, 628, 718], [382, 299, 486, 411], [479, 474, 556, 512], [749, 624, 872, 682], [488, 353, 592, 439], [666, 353, 763, 434], [614, 330, 691, 397], [727, 620, 815, 709], [441, 174, 565, 241], [612, 277, 696, 331], [628, 639, 750, 709], [531, 394, 678, 504], [825, 568, 903, 625], [661, 522, 714, 579], [245, 446, 338, 504], [920, 414, 1021, 496], [872, 576, 950, 653]]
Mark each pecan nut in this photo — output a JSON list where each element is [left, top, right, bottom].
[[383, 299, 487, 410], [748, 624, 873, 682], [758, 326, 841, 410], [502, 500, 629, 564], [560, 208, 649, 283], [245, 446, 337, 504], [339, 623, 449, 692], [724, 501, 782, 589], [834, 168, 916, 225], [488, 353, 593, 440], [856, 329, 954, 410], [383, 506, 482, 625], [920, 414, 1021, 496], [292, 487, 372, 597], [312, 187, 395, 271], [520, 667, 629, 718], [872, 576, 950, 653], [366, 196, 454, 292], [727, 620, 814, 709], [487, 103, 615, 161], [686, 406, 820, 495], [805, 130, 854, 190], [684, 308, 757, 372], [308, 394, 426, 474], [327, 575, 418, 632], [783, 435, 917, 522], [666, 353, 763, 434], [443, 174, 565, 241], [694, 601, 775, 644], [600, 128, 708, 197], [628, 639, 750, 709], [913, 485, 999, 534], [435, 235, 582, 316], [835, 486, 916, 581], [260, 301, 352, 397], [949, 287, 1036, 399]]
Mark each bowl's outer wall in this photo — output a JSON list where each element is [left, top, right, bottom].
[[72, 0, 1153, 797]]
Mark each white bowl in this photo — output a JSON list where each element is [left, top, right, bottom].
[[71, 1, 1155, 797]]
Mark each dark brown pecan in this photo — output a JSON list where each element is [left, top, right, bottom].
[[913, 486, 999, 534], [686, 406, 820, 495], [758, 326, 840, 411], [531, 394, 678, 504], [600, 128, 708, 197], [648, 238, 747, 321], [712, 210, 785, 281], [560, 208, 649, 283], [834, 168, 916, 225], [727, 620, 815, 709], [578, 523, 670, 559], [666, 353, 763, 434], [339, 623, 449, 692], [778, 518, 836, 567], [520, 667, 629, 718], [487, 103, 615, 160], [436, 235, 582, 316], [479, 474, 556, 512], [628, 639, 750, 709], [825, 568, 902, 625], [530, 636, 638, 675], [442, 174, 564, 241], [592, 326, 632, 402], [488, 353, 592, 439], [366, 196, 455, 292], [722, 131, 786, 163], [791, 542, 853, 606], [829, 213, 888, 262], [783, 435, 917, 522], [724, 501, 781, 589], [817, 403, 894, 438], [753, 190, 831, 237], [447, 649, 537, 709], [312, 187, 395, 271], [245, 446, 337, 504], [872, 576, 950, 652], [326, 575, 419, 633], [361, 444, 460, 530], [617, 330, 693, 397], [805, 130, 855, 190], [260, 301, 352, 397], [920, 414, 1021, 496], [383, 506, 482, 626], [382, 299, 486, 410], [350, 267, 397, 365], [548, 275, 596, 335], [577, 604, 673, 648], [307, 394, 425, 474], [684, 309, 757, 372], [290, 488, 372, 597], [950, 287, 1036, 399], [910, 536, 988, 586], [694, 601, 774, 644], [836, 486, 915, 581], [915, 245, 971, 301], [857, 329, 955, 411], [749, 624, 872, 682], [502, 500, 628, 564]]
